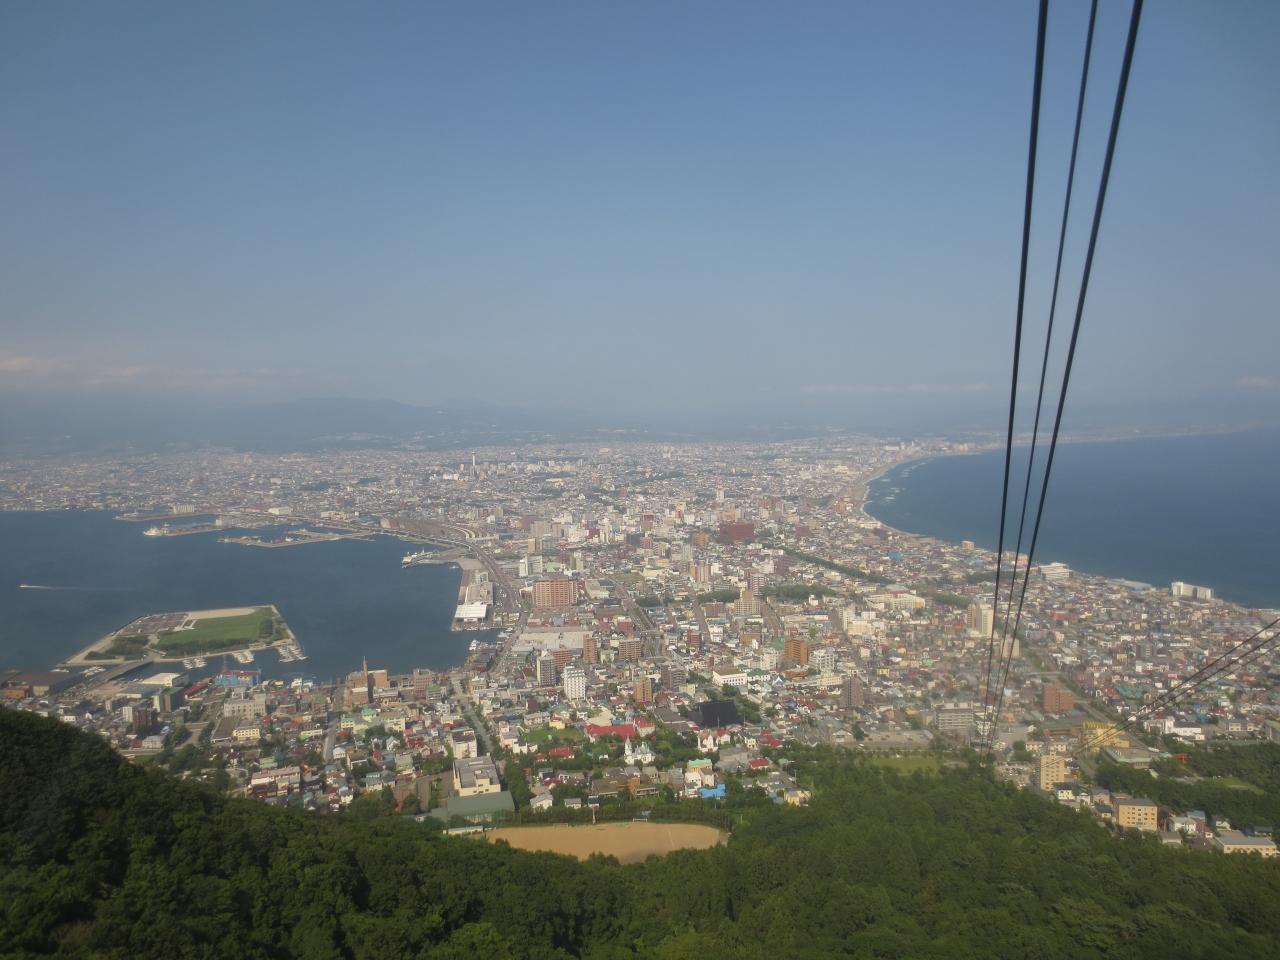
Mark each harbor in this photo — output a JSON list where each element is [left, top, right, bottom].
[[399, 546, 496, 631], [218, 528, 372, 548]]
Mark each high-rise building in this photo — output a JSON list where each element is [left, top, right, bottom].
[[617, 637, 643, 661], [532, 576, 576, 609], [1038, 754, 1068, 790], [1043, 682, 1075, 714], [784, 634, 811, 667], [1171, 581, 1214, 601], [809, 646, 837, 673], [562, 664, 586, 700], [966, 603, 995, 636], [735, 589, 762, 617], [551, 647, 576, 674], [662, 663, 688, 689], [634, 676, 654, 704], [581, 634, 598, 664], [840, 674, 865, 709], [536, 653, 557, 687], [934, 701, 975, 737]]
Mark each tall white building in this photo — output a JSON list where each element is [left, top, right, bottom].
[[966, 602, 995, 637], [562, 664, 586, 700]]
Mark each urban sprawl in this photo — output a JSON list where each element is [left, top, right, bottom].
[[2, 438, 1277, 856]]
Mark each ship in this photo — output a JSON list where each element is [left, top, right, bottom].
[[402, 550, 432, 567], [143, 525, 166, 536]]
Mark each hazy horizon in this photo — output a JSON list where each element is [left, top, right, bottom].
[[3, 1, 1279, 438]]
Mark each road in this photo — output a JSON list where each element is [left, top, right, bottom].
[[692, 601, 713, 648], [323, 717, 340, 762], [761, 598, 785, 640], [450, 672, 493, 756], [612, 579, 654, 631]]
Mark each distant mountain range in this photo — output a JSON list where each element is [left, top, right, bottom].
[[0, 395, 863, 455], [1, 391, 1275, 456]]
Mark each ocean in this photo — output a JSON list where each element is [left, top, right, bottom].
[[0, 511, 481, 679], [866, 428, 1280, 610]]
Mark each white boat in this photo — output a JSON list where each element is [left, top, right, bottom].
[[402, 550, 432, 567], [233, 649, 255, 664], [144, 526, 165, 537]]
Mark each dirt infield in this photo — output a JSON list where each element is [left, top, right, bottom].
[[487, 822, 727, 864]]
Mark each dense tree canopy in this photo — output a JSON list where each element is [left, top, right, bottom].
[[3, 710, 1280, 959]]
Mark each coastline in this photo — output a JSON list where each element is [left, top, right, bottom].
[[859, 433, 1280, 612]]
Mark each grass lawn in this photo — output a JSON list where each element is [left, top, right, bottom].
[[155, 608, 275, 655], [864, 754, 942, 775], [524, 727, 584, 747], [1209, 776, 1265, 793]]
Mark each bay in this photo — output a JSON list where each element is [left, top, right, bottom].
[[0, 511, 479, 679], [866, 428, 1280, 610]]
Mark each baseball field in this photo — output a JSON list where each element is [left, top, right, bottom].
[[487, 821, 727, 864]]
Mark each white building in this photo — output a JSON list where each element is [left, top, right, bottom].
[[711, 669, 748, 690], [966, 602, 994, 636], [562, 664, 587, 700], [809, 647, 837, 673]]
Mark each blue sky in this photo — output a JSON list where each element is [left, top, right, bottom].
[[1, 1, 1277, 427]]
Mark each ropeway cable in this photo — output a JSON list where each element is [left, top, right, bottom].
[[997, 0, 1098, 704], [982, 0, 1049, 724], [987, 0, 1145, 757]]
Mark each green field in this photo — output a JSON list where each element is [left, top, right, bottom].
[[864, 754, 942, 774], [1210, 775, 1265, 793], [524, 727, 585, 747], [154, 608, 276, 655]]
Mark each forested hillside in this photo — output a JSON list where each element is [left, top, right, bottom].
[[3, 709, 1279, 959]]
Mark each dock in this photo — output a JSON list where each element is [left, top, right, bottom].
[[218, 529, 370, 548]]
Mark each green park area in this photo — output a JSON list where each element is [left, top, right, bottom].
[[154, 608, 279, 656], [86, 606, 284, 660], [522, 726, 584, 748], [1208, 775, 1265, 793]]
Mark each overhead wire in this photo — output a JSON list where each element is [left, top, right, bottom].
[[1075, 615, 1280, 756], [981, 0, 1049, 724], [986, 0, 1145, 757], [996, 0, 1099, 701]]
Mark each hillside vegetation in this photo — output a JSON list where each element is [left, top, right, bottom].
[[3, 710, 1280, 959]]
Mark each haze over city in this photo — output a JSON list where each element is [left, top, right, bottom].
[[5, 4, 1280, 958], [3, 0, 1279, 442]]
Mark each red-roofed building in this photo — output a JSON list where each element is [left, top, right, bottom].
[[585, 723, 639, 741]]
